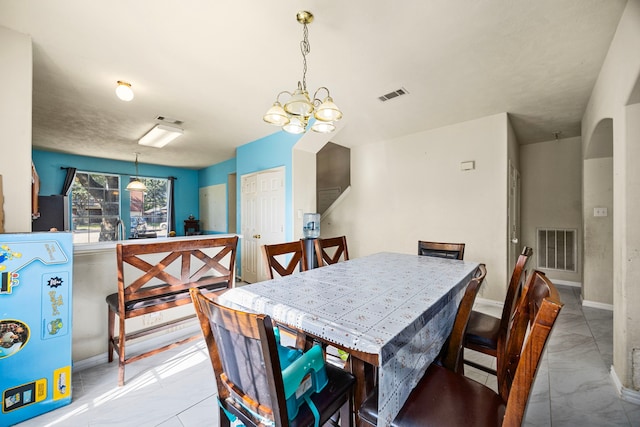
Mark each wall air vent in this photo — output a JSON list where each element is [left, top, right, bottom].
[[537, 228, 577, 272], [378, 87, 409, 102], [156, 116, 184, 126]]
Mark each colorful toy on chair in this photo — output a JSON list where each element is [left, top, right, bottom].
[[273, 327, 328, 424]]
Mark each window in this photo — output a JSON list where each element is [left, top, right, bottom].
[[71, 172, 170, 243], [71, 172, 120, 243], [128, 177, 169, 238]]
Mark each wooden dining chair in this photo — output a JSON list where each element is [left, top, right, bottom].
[[463, 246, 533, 375], [438, 264, 487, 373], [314, 236, 350, 267], [189, 288, 355, 427], [262, 240, 308, 279], [358, 270, 563, 427], [417, 240, 465, 260]]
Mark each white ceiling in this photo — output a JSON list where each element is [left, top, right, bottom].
[[0, 0, 627, 169]]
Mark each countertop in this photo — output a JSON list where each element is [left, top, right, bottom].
[[73, 234, 241, 255]]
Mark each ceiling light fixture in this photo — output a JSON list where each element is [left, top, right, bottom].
[[126, 153, 147, 192], [263, 11, 342, 134], [138, 124, 183, 148], [115, 81, 134, 102]]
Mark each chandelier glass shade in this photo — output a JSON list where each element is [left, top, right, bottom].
[[263, 11, 342, 134]]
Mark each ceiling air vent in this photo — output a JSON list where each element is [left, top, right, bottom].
[[156, 116, 184, 126], [378, 87, 409, 102]]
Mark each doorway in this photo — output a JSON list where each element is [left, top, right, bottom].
[[508, 160, 521, 275], [240, 167, 285, 283]]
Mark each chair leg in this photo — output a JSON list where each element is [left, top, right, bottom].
[[107, 308, 115, 363], [343, 391, 354, 427]]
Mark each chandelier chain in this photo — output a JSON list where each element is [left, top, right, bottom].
[[300, 22, 310, 91], [262, 11, 341, 134]]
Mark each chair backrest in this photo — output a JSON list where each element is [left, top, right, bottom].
[[262, 240, 308, 279], [417, 240, 465, 260], [440, 264, 487, 373], [116, 236, 238, 316], [314, 236, 350, 266], [499, 270, 563, 426], [496, 246, 533, 360], [190, 288, 291, 427]]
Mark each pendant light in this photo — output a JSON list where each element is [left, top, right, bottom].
[[126, 153, 147, 191]]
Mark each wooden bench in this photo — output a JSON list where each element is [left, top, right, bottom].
[[106, 235, 238, 386]]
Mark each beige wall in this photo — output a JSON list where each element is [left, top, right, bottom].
[[0, 25, 32, 232], [583, 157, 613, 304], [322, 113, 510, 301], [520, 137, 583, 284], [73, 251, 115, 360], [581, 0, 640, 392], [623, 103, 640, 391], [507, 115, 520, 170]]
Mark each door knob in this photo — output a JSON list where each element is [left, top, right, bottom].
[[253, 234, 261, 239]]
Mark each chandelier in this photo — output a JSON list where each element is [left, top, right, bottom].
[[263, 11, 343, 134]]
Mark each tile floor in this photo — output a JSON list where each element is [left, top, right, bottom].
[[13, 285, 640, 426]]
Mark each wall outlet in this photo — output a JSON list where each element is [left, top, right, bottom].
[[593, 207, 608, 217]]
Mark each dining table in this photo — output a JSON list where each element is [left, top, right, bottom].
[[217, 252, 480, 426]]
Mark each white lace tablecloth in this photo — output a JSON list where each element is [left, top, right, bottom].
[[218, 252, 479, 427]]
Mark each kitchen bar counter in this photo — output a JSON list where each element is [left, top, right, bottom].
[[73, 233, 238, 254]]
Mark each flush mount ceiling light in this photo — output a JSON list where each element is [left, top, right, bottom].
[[263, 11, 342, 134], [126, 153, 147, 192], [115, 81, 134, 101], [138, 124, 183, 148]]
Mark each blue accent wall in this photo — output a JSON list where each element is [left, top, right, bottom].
[[32, 150, 199, 236], [198, 158, 235, 187], [197, 131, 302, 274]]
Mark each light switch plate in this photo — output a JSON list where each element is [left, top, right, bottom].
[[460, 161, 475, 171]]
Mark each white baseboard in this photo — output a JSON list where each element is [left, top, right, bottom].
[[73, 322, 202, 372], [475, 297, 504, 308], [611, 365, 640, 405], [582, 299, 614, 311], [73, 353, 109, 372], [551, 279, 581, 288]]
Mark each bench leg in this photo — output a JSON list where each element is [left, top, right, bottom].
[[118, 316, 126, 386]]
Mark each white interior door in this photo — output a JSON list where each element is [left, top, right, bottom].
[[241, 174, 258, 283], [241, 167, 285, 283], [508, 160, 521, 275]]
